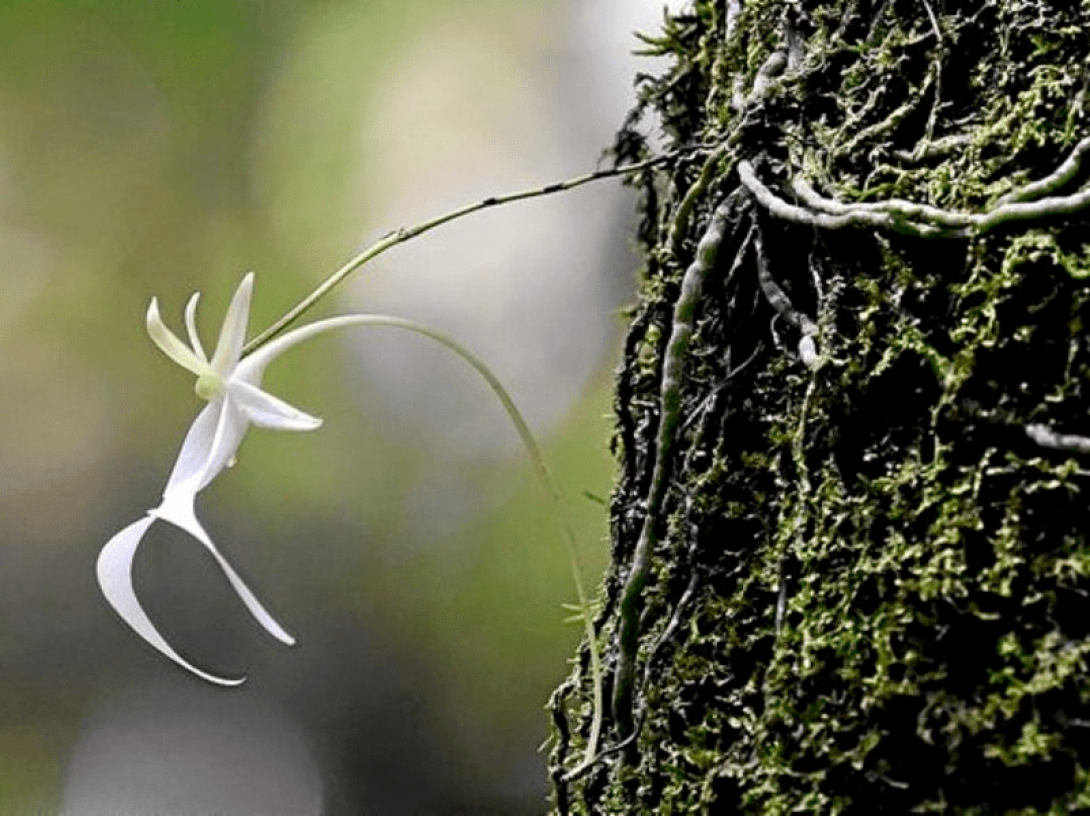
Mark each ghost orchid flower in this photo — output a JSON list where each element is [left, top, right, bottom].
[[99, 272, 530, 686], [98, 272, 319, 686]]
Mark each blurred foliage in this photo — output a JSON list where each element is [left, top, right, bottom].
[[0, 0, 622, 812]]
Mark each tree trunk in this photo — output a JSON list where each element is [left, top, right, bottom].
[[547, 1, 1090, 812]]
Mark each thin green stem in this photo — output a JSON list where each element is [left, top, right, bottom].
[[243, 154, 677, 355], [669, 142, 732, 260]]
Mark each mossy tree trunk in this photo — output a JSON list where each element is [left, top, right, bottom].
[[548, 1, 1090, 812]]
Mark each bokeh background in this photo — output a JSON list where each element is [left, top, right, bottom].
[[0, 0, 681, 813]]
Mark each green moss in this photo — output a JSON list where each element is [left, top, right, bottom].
[[549, 0, 1090, 812]]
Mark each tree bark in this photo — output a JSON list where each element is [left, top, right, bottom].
[[548, 1, 1090, 812]]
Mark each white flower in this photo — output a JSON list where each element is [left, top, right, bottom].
[[98, 272, 515, 685], [98, 273, 325, 686]]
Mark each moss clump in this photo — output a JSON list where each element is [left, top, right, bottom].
[[549, 1, 1090, 812]]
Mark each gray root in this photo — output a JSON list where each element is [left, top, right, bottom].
[[1025, 423, 1090, 455], [754, 223, 820, 368], [751, 50, 788, 102], [740, 134, 1090, 238], [613, 198, 738, 739]]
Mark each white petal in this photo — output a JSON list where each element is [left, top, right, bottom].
[[196, 393, 251, 492], [146, 298, 206, 376], [230, 379, 322, 431], [152, 493, 297, 647], [164, 396, 249, 498], [184, 292, 208, 363], [210, 272, 254, 377], [96, 515, 246, 686], [163, 399, 223, 495]]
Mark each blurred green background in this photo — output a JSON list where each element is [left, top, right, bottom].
[[0, 0, 672, 813]]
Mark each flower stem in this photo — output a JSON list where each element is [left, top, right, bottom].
[[243, 153, 679, 355]]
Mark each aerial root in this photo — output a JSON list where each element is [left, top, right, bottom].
[[739, 135, 1090, 239]]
